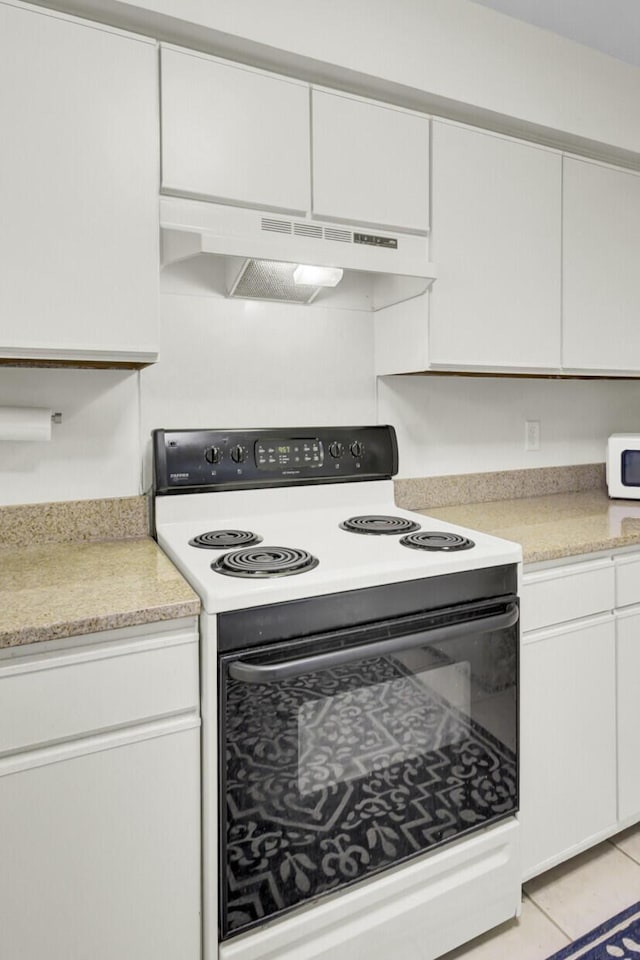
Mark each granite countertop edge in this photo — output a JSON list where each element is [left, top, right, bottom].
[[0, 598, 201, 650], [0, 531, 201, 651], [520, 532, 640, 565]]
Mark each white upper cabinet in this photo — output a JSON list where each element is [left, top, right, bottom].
[[161, 50, 429, 235], [161, 47, 310, 213], [0, 4, 159, 366], [311, 90, 430, 233], [428, 121, 562, 369], [563, 158, 640, 372]]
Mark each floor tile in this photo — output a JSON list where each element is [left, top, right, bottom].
[[437, 895, 569, 960], [610, 823, 640, 865], [524, 841, 640, 940]]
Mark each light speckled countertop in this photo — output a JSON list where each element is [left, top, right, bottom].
[[0, 537, 200, 649], [419, 490, 640, 564]]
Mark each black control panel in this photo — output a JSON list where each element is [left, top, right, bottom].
[[153, 425, 398, 494]]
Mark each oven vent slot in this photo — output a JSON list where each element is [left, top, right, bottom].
[[324, 227, 352, 243], [294, 222, 323, 238], [261, 217, 292, 234]]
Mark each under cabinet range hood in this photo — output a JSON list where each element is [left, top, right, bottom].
[[160, 197, 437, 311]]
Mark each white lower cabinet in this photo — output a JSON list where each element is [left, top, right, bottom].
[[520, 551, 640, 881], [616, 609, 640, 823], [0, 620, 201, 960], [0, 720, 200, 960], [520, 614, 617, 879]]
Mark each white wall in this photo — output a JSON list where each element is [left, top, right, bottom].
[[0, 367, 140, 505], [379, 375, 640, 478]]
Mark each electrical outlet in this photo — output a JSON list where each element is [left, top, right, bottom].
[[525, 420, 541, 451]]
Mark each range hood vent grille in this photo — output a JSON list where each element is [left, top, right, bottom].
[[324, 227, 352, 242], [261, 217, 292, 235], [294, 222, 323, 239], [261, 217, 353, 244]]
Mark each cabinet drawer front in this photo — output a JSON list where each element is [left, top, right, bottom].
[[521, 560, 614, 632], [615, 556, 640, 607], [0, 627, 198, 755]]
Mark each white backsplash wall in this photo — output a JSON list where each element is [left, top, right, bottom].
[[139, 291, 377, 492], [0, 367, 141, 506], [378, 374, 640, 478]]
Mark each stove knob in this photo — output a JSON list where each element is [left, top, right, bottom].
[[350, 440, 365, 458], [329, 441, 344, 459], [204, 445, 222, 464], [230, 444, 246, 464]]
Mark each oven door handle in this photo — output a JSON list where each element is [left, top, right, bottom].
[[228, 602, 519, 684]]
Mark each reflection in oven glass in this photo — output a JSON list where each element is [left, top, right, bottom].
[[222, 650, 517, 938], [297, 661, 472, 794]]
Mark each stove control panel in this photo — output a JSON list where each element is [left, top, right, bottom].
[[153, 425, 398, 493]]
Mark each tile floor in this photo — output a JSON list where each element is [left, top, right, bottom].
[[439, 823, 640, 960]]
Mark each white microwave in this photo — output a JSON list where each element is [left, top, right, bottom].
[[607, 434, 640, 498]]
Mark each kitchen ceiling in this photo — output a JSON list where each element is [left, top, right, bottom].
[[470, 0, 640, 67]]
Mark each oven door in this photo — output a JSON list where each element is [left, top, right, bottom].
[[218, 594, 519, 940]]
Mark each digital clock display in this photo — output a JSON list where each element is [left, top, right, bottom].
[[255, 437, 324, 471]]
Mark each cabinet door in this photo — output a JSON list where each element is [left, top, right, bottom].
[[161, 47, 310, 213], [311, 89, 429, 233], [617, 611, 640, 822], [520, 616, 617, 879], [429, 122, 561, 369], [0, 5, 158, 364], [563, 158, 640, 371], [0, 721, 200, 960]]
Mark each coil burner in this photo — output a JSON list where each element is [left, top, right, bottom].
[[212, 546, 319, 578], [340, 515, 421, 535], [400, 531, 476, 552], [189, 530, 263, 549]]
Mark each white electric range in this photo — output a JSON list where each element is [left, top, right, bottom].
[[153, 425, 523, 960]]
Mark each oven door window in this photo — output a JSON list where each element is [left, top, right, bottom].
[[219, 601, 518, 939]]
